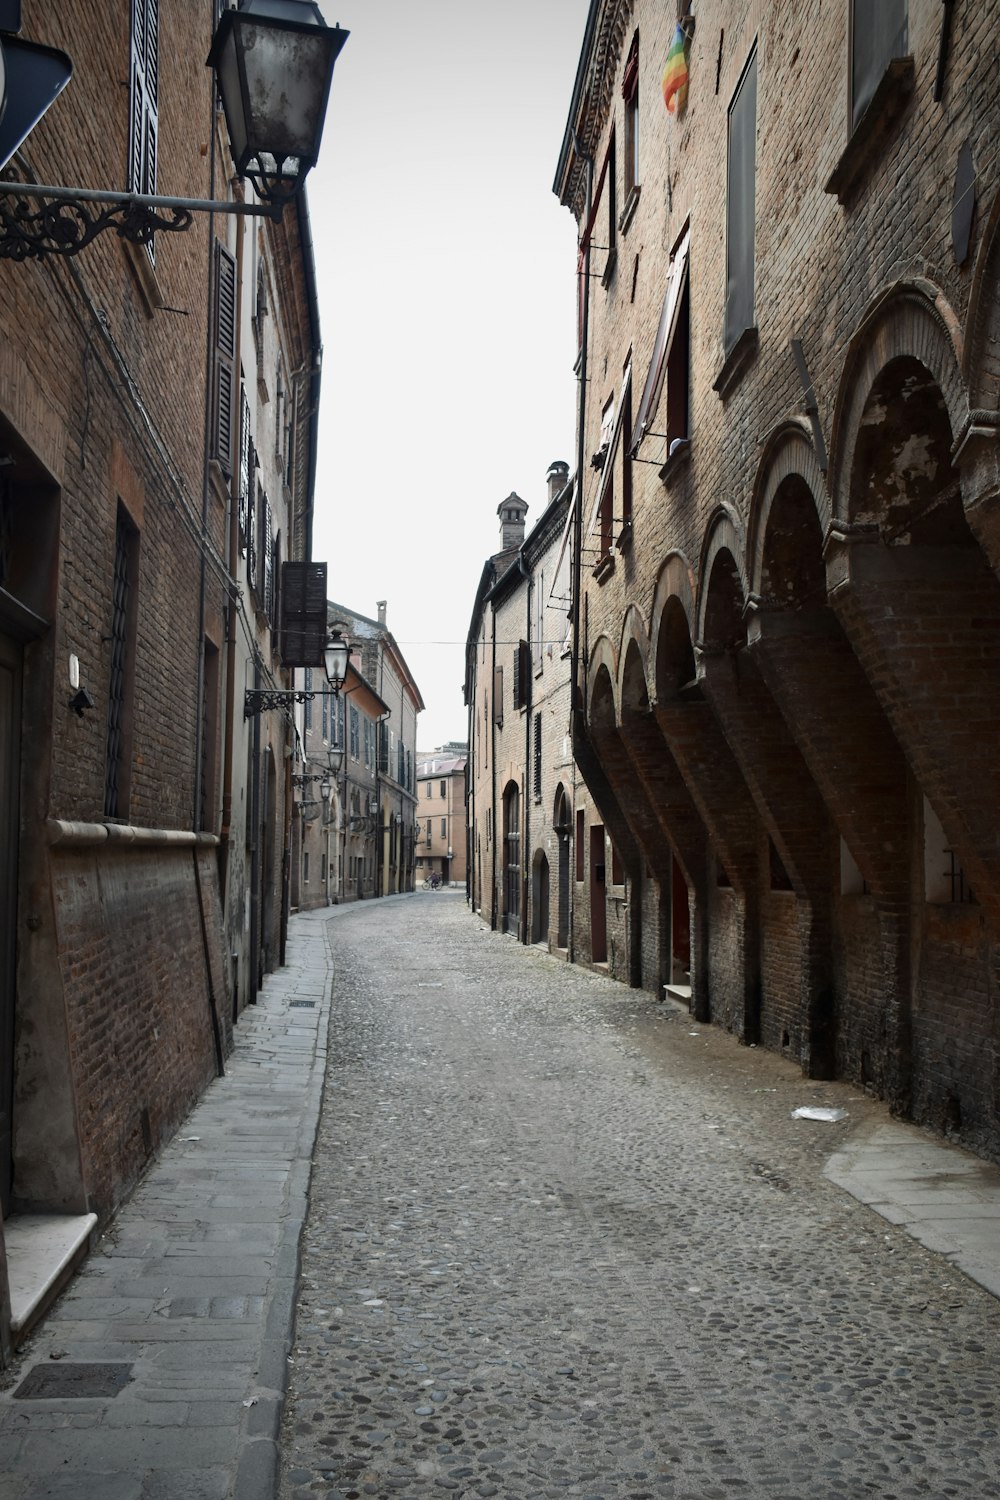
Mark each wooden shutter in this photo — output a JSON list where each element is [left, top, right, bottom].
[[493, 665, 504, 726], [279, 561, 327, 666], [512, 644, 522, 709], [238, 384, 252, 547], [212, 241, 238, 473], [262, 496, 274, 621], [129, 0, 158, 251], [852, 0, 908, 128], [724, 48, 757, 354]]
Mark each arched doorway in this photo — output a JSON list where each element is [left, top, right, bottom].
[[532, 850, 550, 944], [553, 786, 571, 949], [502, 781, 520, 935]]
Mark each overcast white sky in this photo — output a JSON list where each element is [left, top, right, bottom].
[[308, 0, 590, 751]]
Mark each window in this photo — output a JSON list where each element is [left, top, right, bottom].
[[535, 569, 546, 674], [575, 810, 585, 881], [426, 818, 432, 841], [622, 32, 640, 207], [513, 641, 530, 709], [924, 797, 975, 905], [211, 241, 238, 472], [724, 49, 757, 355], [439, 779, 446, 798], [128, 0, 158, 237], [441, 818, 447, 838], [493, 666, 503, 727], [631, 228, 684, 453], [363, 717, 372, 768], [105, 505, 140, 819], [852, 1, 907, 129], [303, 851, 310, 884], [304, 668, 313, 730], [350, 704, 360, 759], [321, 691, 328, 741], [621, 368, 633, 524]]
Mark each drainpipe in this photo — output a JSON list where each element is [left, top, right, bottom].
[[490, 596, 498, 930], [569, 137, 593, 971], [248, 661, 262, 999], [519, 552, 531, 945]]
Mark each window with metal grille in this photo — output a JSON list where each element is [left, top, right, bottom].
[[724, 47, 757, 354], [533, 711, 542, 801], [105, 508, 139, 818], [212, 241, 238, 472], [128, 0, 158, 256]]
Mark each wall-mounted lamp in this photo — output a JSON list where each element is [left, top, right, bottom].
[[0, 0, 348, 261], [244, 630, 352, 717]]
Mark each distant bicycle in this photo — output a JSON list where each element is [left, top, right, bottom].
[[422, 873, 441, 890]]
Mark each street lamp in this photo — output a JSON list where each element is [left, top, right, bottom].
[[323, 629, 350, 697], [245, 630, 353, 716], [209, 0, 347, 206], [0, 0, 348, 260]]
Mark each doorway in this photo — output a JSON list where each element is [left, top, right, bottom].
[[532, 851, 550, 945], [671, 853, 690, 983], [589, 823, 607, 963], [0, 633, 21, 1217], [502, 782, 520, 935]]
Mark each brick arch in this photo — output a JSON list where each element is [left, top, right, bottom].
[[695, 509, 749, 649], [747, 420, 829, 600], [963, 185, 1000, 410], [618, 606, 651, 714], [649, 552, 696, 700], [586, 637, 618, 729], [829, 281, 966, 525]]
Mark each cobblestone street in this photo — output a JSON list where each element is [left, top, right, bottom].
[[279, 893, 1000, 1500]]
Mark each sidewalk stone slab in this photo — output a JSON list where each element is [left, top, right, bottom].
[[0, 910, 333, 1500]]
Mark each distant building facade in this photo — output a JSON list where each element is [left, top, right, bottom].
[[416, 746, 468, 887]]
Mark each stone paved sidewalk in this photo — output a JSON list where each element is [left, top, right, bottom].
[[0, 906, 334, 1500]]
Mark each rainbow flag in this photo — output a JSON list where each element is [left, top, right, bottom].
[[662, 23, 689, 113]]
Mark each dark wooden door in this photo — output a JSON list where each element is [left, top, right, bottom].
[[0, 633, 21, 1217], [502, 785, 520, 934]]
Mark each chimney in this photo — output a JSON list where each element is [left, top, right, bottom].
[[546, 460, 570, 502], [497, 492, 528, 551], [377, 600, 387, 627]]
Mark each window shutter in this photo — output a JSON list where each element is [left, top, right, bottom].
[[238, 385, 252, 546], [724, 49, 757, 354], [493, 665, 504, 726], [212, 241, 238, 473], [512, 644, 522, 709], [262, 497, 274, 621], [247, 485, 258, 594], [129, 0, 159, 249], [379, 721, 389, 773], [279, 561, 327, 667], [852, 0, 908, 128], [533, 712, 542, 801]]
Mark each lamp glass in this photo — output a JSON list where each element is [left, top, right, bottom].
[[210, 1, 346, 202], [324, 634, 349, 691], [320, 775, 332, 801], [327, 744, 344, 775]]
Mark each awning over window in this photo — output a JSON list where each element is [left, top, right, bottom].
[[630, 228, 689, 454]]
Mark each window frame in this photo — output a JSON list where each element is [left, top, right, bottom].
[[723, 46, 758, 358]]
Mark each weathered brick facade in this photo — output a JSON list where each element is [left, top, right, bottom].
[[554, 0, 1000, 1157], [0, 0, 323, 1357]]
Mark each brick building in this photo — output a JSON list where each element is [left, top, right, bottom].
[[0, 0, 327, 1357], [294, 599, 422, 907], [416, 745, 468, 889], [554, 0, 1000, 1156], [466, 465, 616, 965]]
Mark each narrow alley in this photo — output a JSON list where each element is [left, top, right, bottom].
[[279, 895, 1000, 1500]]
